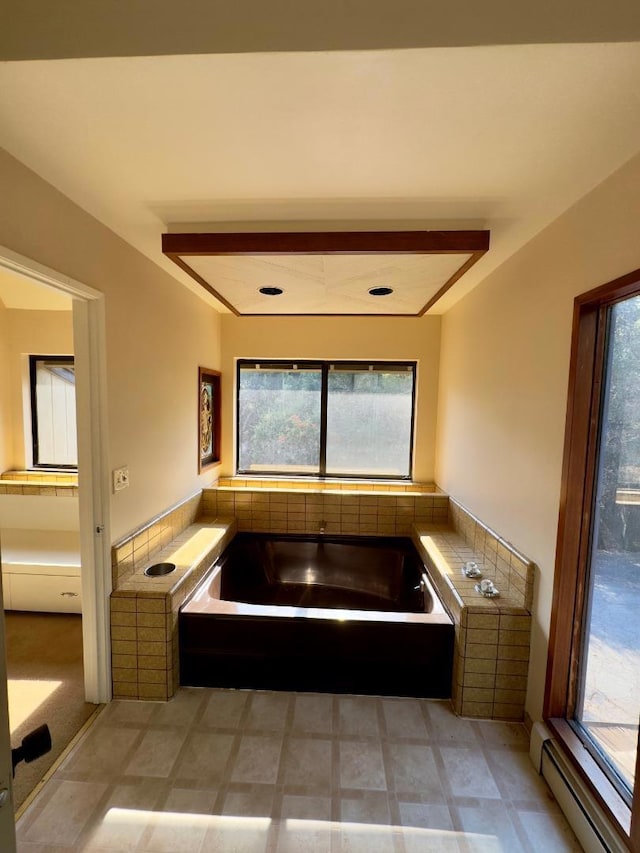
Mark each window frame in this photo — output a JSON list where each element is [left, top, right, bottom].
[[544, 268, 640, 848], [235, 359, 417, 480], [29, 354, 77, 470]]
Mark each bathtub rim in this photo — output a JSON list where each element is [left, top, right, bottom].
[[180, 531, 453, 626]]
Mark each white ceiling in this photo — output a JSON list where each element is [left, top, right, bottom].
[[1, 43, 640, 313]]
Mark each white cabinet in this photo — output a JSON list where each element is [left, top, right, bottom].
[[9, 572, 81, 614], [0, 529, 81, 614]]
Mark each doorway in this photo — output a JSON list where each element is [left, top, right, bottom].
[[0, 245, 111, 812]]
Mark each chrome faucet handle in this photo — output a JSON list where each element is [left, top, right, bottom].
[[462, 561, 482, 579], [475, 578, 500, 598]]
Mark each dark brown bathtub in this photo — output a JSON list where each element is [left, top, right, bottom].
[[179, 533, 454, 697]]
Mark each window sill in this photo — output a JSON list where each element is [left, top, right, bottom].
[[219, 475, 440, 495], [546, 718, 632, 845]]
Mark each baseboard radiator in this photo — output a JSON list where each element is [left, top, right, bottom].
[[532, 724, 629, 853]]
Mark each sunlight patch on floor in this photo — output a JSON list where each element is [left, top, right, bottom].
[[8, 679, 62, 732]]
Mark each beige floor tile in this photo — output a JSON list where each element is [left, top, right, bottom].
[[222, 788, 275, 817], [276, 818, 336, 853], [58, 726, 141, 779], [22, 780, 108, 847], [280, 794, 332, 821], [336, 821, 399, 852], [457, 801, 525, 852], [423, 700, 478, 744], [151, 687, 206, 727], [339, 741, 386, 791], [386, 744, 443, 799], [246, 691, 292, 731], [125, 728, 187, 777], [338, 696, 380, 736], [231, 734, 283, 784], [402, 826, 461, 853], [14, 689, 582, 853], [475, 719, 529, 748], [487, 748, 559, 805], [81, 780, 167, 851], [382, 698, 428, 739], [398, 801, 454, 831], [292, 694, 334, 733], [517, 809, 583, 852], [201, 688, 249, 729], [100, 699, 160, 726], [200, 813, 273, 852], [173, 731, 235, 784], [340, 792, 390, 824], [143, 788, 216, 852], [439, 746, 501, 799], [282, 737, 333, 791]]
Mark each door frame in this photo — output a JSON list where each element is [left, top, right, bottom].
[[544, 266, 640, 849], [0, 245, 112, 704]]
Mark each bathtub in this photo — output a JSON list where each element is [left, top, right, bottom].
[[179, 533, 454, 697]]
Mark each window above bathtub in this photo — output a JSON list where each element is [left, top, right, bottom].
[[236, 360, 416, 479]]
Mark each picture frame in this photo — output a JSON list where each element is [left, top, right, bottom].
[[198, 367, 221, 472]]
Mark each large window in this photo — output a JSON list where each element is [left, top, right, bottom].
[[29, 355, 77, 468], [237, 360, 416, 479], [546, 270, 640, 848]]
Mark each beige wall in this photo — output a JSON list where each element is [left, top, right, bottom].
[[2, 309, 74, 470], [220, 314, 441, 482], [0, 302, 11, 472], [0, 149, 221, 541], [435, 150, 640, 723]]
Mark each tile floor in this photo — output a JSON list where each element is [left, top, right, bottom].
[[15, 688, 582, 852]]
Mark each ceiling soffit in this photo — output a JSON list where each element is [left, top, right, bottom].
[[162, 230, 490, 316]]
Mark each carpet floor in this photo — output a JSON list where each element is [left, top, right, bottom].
[[5, 611, 98, 810]]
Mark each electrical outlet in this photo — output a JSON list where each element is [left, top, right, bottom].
[[112, 466, 129, 492]]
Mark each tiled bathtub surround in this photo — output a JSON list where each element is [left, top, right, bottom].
[[111, 520, 236, 701], [413, 501, 535, 722], [201, 486, 449, 536], [111, 491, 202, 588], [448, 497, 535, 610]]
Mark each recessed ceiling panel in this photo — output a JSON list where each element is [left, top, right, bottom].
[[162, 230, 489, 316]]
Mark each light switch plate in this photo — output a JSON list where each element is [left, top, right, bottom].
[[112, 466, 129, 492]]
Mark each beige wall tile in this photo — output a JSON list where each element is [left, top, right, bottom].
[[111, 611, 137, 628], [499, 629, 531, 647], [111, 626, 137, 642], [492, 703, 524, 720], [460, 700, 493, 718], [462, 687, 494, 704], [138, 683, 168, 700], [462, 658, 497, 675], [112, 667, 137, 683], [113, 683, 139, 699]]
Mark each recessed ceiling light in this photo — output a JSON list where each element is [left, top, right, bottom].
[[368, 286, 394, 296], [259, 286, 283, 296]]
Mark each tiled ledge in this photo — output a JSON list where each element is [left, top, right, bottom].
[[111, 491, 202, 588], [0, 469, 78, 496], [217, 477, 439, 494], [110, 518, 236, 701], [412, 509, 535, 722]]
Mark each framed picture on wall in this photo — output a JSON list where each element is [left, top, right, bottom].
[[198, 367, 221, 472]]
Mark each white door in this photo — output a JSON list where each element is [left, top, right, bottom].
[[0, 547, 17, 852]]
